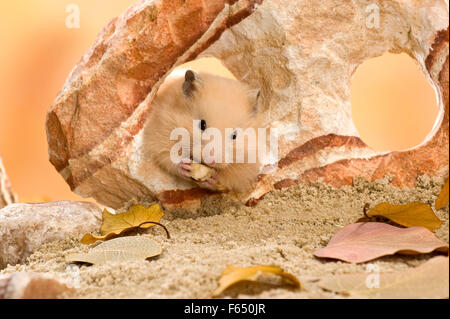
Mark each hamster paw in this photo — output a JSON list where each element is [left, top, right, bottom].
[[177, 158, 192, 179], [177, 160, 221, 191]]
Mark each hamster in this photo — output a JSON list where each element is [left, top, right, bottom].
[[142, 69, 265, 193]]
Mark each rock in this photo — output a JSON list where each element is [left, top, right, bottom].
[[0, 201, 101, 268], [0, 157, 16, 209], [46, 0, 449, 210], [0, 272, 71, 299]]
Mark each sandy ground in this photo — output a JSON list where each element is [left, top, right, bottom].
[[1, 175, 448, 298]]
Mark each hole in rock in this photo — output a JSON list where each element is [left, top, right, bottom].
[[350, 52, 440, 151]]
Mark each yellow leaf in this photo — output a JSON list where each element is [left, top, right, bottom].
[[435, 179, 449, 210], [67, 236, 162, 265], [366, 202, 442, 231], [81, 204, 165, 244], [318, 256, 449, 298], [212, 265, 301, 297]]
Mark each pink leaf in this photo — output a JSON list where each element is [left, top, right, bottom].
[[314, 222, 449, 263]]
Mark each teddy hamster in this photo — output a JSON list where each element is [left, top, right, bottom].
[[142, 69, 265, 193]]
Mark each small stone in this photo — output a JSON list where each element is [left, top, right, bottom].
[[0, 201, 101, 268], [0, 272, 71, 299]]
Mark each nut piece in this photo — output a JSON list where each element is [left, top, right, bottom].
[[190, 163, 214, 182]]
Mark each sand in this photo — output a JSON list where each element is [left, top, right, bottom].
[[1, 175, 448, 298]]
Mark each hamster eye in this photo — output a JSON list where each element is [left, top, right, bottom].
[[231, 130, 237, 140], [199, 119, 207, 131]]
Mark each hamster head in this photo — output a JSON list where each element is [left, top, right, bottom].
[[148, 70, 264, 171]]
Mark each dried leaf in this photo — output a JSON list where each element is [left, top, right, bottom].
[[435, 179, 449, 210], [81, 204, 164, 244], [212, 265, 301, 297], [314, 222, 448, 263], [366, 202, 442, 231], [318, 256, 449, 298], [190, 163, 214, 182], [66, 236, 162, 265]]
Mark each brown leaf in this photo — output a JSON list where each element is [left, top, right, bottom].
[[212, 265, 301, 297], [318, 256, 449, 298], [81, 204, 165, 244], [366, 202, 442, 231], [314, 222, 448, 263], [67, 236, 162, 265], [435, 179, 449, 210]]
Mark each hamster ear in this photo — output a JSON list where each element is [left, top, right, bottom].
[[249, 89, 262, 115], [182, 70, 202, 98]]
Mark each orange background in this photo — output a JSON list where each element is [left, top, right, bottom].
[[0, 1, 440, 202]]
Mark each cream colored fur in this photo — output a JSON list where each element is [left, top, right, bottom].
[[143, 71, 264, 193]]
